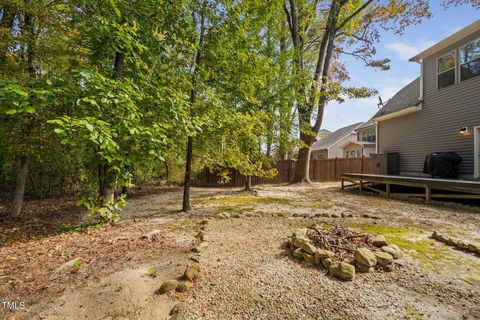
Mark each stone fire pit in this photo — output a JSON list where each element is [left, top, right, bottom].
[[286, 225, 403, 281]]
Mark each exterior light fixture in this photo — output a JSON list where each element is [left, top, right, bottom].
[[459, 126, 470, 136]]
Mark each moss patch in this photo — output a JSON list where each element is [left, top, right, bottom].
[[305, 201, 333, 210], [348, 223, 475, 275]]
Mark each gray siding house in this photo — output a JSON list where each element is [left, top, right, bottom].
[[374, 20, 480, 179]]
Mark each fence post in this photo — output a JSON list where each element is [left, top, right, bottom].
[[288, 160, 292, 183], [335, 157, 338, 181]]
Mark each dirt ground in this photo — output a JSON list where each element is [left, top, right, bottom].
[[1, 183, 480, 319]]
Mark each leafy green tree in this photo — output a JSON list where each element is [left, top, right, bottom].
[[283, 0, 431, 182], [0, 0, 83, 217]]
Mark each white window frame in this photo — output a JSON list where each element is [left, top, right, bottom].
[[459, 37, 480, 82], [436, 50, 457, 90]]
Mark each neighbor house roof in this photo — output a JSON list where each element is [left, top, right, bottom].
[[372, 77, 421, 120], [356, 119, 375, 130], [317, 129, 332, 136], [312, 122, 363, 151], [410, 19, 480, 62], [339, 140, 375, 149]]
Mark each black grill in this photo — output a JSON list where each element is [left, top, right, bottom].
[[423, 152, 462, 179]]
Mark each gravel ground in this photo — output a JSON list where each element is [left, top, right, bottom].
[[182, 184, 480, 320], [184, 218, 478, 319], [5, 183, 480, 319]]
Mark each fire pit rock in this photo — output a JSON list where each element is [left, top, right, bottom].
[[286, 225, 402, 281], [353, 248, 377, 273], [329, 261, 355, 281]]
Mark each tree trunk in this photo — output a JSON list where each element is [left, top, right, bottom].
[[287, 0, 345, 183], [164, 161, 169, 181], [97, 51, 125, 203], [11, 156, 30, 217], [11, 7, 35, 217], [293, 143, 311, 183], [98, 163, 115, 205], [182, 136, 193, 212], [244, 175, 252, 191], [182, 1, 206, 212]]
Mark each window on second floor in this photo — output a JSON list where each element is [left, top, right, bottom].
[[360, 129, 376, 143], [459, 38, 480, 82], [437, 51, 456, 89]]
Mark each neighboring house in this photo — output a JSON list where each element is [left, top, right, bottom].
[[373, 20, 480, 179], [317, 129, 331, 141], [311, 122, 363, 159], [344, 120, 377, 157]]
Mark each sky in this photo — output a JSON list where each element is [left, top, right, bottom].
[[321, 2, 479, 132]]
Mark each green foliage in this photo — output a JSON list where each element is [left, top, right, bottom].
[[55, 222, 103, 234], [73, 260, 83, 270], [147, 266, 159, 278], [0, 0, 444, 218]]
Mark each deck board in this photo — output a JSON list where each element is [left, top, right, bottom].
[[341, 173, 480, 199]]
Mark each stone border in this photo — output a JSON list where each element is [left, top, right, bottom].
[[287, 227, 403, 281]]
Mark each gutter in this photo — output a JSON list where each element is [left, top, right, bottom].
[[373, 103, 423, 122]]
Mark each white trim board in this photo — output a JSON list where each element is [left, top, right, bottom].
[[475, 126, 480, 179], [373, 104, 422, 122]]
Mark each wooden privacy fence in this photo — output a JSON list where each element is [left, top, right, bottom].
[[201, 154, 389, 187]]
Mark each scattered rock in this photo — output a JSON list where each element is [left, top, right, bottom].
[[170, 302, 187, 320], [383, 264, 394, 272], [192, 242, 209, 253], [362, 214, 381, 220], [184, 264, 202, 282], [175, 281, 191, 293], [292, 228, 307, 238], [354, 248, 377, 268], [302, 252, 315, 264], [292, 248, 304, 259], [381, 245, 403, 259], [314, 249, 334, 260], [321, 258, 333, 269], [156, 280, 178, 294], [330, 213, 340, 218], [329, 261, 355, 281], [232, 213, 242, 218], [197, 231, 206, 241], [355, 262, 374, 273], [374, 251, 394, 266], [431, 230, 480, 254], [371, 235, 388, 247], [291, 236, 309, 249], [299, 242, 317, 255]]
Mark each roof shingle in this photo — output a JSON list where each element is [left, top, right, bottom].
[[373, 77, 421, 119]]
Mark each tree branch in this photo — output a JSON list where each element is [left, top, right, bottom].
[[336, 0, 374, 32]]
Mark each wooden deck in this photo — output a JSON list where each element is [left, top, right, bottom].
[[341, 173, 480, 203]]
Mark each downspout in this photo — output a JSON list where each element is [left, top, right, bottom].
[[419, 60, 424, 100]]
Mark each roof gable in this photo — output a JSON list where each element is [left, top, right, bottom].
[[312, 122, 363, 151], [373, 77, 421, 119]]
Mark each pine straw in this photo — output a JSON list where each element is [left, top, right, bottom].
[[306, 225, 378, 262]]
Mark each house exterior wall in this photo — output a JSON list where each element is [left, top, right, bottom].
[[342, 143, 361, 158], [362, 145, 376, 157], [328, 133, 358, 158], [311, 149, 328, 160], [378, 29, 480, 177]]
